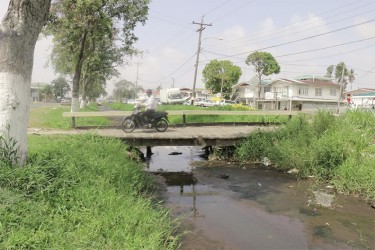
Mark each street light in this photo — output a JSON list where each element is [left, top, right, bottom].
[[191, 37, 223, 104]]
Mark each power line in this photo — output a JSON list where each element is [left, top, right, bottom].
[[275, 36, 375, 58], [229, 19, 375, 57], [155, 53, 196, 83]]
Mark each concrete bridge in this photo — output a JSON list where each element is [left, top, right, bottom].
[[28, 125, 273, 147]]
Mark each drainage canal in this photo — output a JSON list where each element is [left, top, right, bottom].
[[135, 146, 374, 250]]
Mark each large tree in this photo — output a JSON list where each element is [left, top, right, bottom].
[[112, 79, 135, 101], [47, 0, 149, 112], [51, 76, 71, 100], [245, 51, 280, 98], [325, 62, 355, 91], [202, 60, 242, 99], [0, 0, 51, 164]]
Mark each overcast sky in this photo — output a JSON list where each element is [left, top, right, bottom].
[[1, 0, 374, 95]]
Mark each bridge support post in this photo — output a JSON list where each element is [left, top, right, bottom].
[[146, 146, 152, 158], [72, 117, 76, 128]]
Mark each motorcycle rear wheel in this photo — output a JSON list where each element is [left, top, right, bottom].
[[122, 117, 136, 133], [155, 118, 168, 132]]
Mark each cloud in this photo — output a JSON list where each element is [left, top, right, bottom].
[[223, 25, 245, 39]]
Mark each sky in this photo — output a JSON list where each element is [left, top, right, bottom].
[[1, 0, 374, 95]]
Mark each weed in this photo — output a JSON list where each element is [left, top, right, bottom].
[[0, 124, 20, 166]]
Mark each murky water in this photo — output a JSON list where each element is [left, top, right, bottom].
[[142, 146, 374, 250]]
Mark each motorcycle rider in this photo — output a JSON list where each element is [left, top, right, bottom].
[[139, 89, 157, 124]]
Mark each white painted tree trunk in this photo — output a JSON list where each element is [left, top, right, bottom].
[[80, 99, 87, 109], [71, 97, 80, 112], [0, 73, 30, 163], [0, 0, 51, 164]]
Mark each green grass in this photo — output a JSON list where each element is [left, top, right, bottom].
[[29, 104, 111, 129], [0, 134, 179, 249], [235, 109, 375, 200]]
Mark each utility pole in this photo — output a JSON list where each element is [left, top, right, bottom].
[[135, 62, 140, 99], [336, 65, 346, 114], [171, 77, 175, 88], [192, 16, 211, 104]]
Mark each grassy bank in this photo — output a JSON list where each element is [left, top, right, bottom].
[[235, 109, 375, 200], [29, 103, 111, 128], [0, 134, 179, 249]]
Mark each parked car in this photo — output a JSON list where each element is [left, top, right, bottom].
[[195, 99, 217, 107], [218, 99, 236, 106]]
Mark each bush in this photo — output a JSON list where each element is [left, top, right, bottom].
[[235, 109, 375, 199], [0, 134, 179, 249]]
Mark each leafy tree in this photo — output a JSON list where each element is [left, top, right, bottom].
[[0, 0, 51, 164], [325, 62, 355, 90], [40, 85, 54, 101], [47, 0, 150, 111], [202, 60, 242, 99], [245, 51, 280, 98], [113, 79, 136, 101], [51, 76, 71, 100]]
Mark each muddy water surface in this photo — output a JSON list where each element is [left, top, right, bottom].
[[144, 146, 374, 250]]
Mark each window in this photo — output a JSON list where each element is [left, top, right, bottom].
[[298, 86, 308, 95], [330, 89, 337, 96], [315, 88, 322, 96]]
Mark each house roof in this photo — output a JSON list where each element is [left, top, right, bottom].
[[271, 78, 339, 87]]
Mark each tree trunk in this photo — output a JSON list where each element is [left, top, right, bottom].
[[0, 0, 51, 164], [71, 31, 87, 112]]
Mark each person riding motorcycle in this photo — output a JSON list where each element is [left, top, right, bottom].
[[139, 89, 157, 124]]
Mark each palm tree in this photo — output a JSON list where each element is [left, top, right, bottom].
[[348, 69, 355, 90]]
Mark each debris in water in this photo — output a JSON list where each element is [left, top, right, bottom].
[[258, 182, 262, 187], [313, 191, 334, 208], [217, 174, 229, 179], [287, 168, 300, 174], [261, 157, 271, 166], [169, 152, 182, 155], [288, 185, 294, 188], [371, 204, 375, 209]]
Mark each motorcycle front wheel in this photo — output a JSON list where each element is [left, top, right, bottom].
[[155, 118, 168, 132], [122, 117, 136, 133]]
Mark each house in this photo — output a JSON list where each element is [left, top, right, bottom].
[[231, 76, 271, 106], [345, 88, 375, 108], [258, 75, 341, 111]]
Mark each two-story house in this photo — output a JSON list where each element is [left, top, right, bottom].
[[231, 76, 271, 107], [258, 75, 341, 111]]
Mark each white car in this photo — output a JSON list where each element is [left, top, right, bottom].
[[219, 99, 236, 106], [195, 100, 217, 107]]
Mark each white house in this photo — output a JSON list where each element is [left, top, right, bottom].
[[345, 88, 375, 108], [231, 76, 271, 106], [259, 76, 341, 111]]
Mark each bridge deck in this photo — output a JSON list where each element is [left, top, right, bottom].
[[28, 125, 272, 146]]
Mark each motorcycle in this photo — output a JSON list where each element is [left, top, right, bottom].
[[121, 104, 169, 133]]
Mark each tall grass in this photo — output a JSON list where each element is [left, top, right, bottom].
[[0, 134, 179, 249], [235, 109, 375, 200]]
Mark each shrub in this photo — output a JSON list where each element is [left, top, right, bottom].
[[0, 134, 179, 249]]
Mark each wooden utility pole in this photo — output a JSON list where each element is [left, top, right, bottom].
[[192, 16, 211, 104]]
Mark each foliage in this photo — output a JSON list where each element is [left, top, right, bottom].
[[51, 76, 71, 99], [235, 109, 375, 199], [112, 79, 136, 101], [0, 124, 20, 166], [202, 60, 242, 99], [0, 134, 179, 249], [325, 62, 355, 90], [245, 51, 280, 83], [47, 0, 150, 110]]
